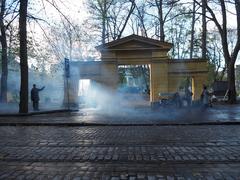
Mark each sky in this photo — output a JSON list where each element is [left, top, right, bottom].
[[30, 0, 238, 33], [35, 0, 88, 23], [40, 0, 237, 28], [27, 0, 239, 65]]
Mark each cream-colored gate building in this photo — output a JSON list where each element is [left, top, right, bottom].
[[66, 34, 208, 106]]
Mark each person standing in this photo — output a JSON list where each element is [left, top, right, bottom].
[[185, 88, 193, 107], [31, 84, 45, 111], [201, 85, 209, 109], [173, 92, 181, 108]]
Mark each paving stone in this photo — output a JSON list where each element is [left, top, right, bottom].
[[128, 177, 136, 180], [147, 175, 156, 180], [102, 175, 111, 180], [119, 174, 128, 179], [1, 122, 240, 177], [110, 177, 120, 180], [167, 176, 175, 180], [15, 175, 26, 180], [137, 173, 145, 179]]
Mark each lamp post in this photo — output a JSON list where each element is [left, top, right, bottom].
[[64, 58, 70, 110]]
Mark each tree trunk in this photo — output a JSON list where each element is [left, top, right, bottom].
[[19, 0, 28, 113], [219, 65, 226, 81], [219, 0, 237, 103], [117, 0, 136, 39], [195, 0, 239, 104], [102, 13, 106, 44], [226, 0, 240, 103], [202, 0, 207, 59], [101, 0, 107, 44], [190, 1, 196, 59], [156, 0, 165, 42], [0, 0, 8, 103], [227, 61, 236, 104]]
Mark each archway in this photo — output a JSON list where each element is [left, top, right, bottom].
[[64, 34, 208, 107]]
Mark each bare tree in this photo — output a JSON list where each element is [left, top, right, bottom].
[[167, 5, 193, 59], [147, 0, 179, 42], [116, 0, 135, 39], [0, 0, 19, 103], [133, 1, 148, 37], [195, 0, 240, 103], [201, 0, 207, 59], [88, 0, 136, 43], [19, 0, 28, 113], [190, 0, 196, 59], [107, 0, 131, 40], [0, 0, 8, 103], [88, 0, 114, 44], [207, 31, 225, 81]]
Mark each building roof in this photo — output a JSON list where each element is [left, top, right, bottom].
[[96, 34, 172, 51]]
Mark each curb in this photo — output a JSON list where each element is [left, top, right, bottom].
[[0, 121, 240, 127], [0, 109, 78, 117]]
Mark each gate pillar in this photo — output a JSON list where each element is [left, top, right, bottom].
[[99, 62, 119, 90], [63, 66, 80, 108], [150, 62, 169, 103], [192, 74, 208, 100]]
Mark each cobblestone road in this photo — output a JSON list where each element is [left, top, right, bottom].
[[1, 125, 240, 179]]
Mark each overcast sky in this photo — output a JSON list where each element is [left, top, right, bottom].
[[37, 0, 237, 28], [35, 0, 88, 23], [29, 0, 239, 64]]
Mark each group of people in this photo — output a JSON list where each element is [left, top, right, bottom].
[[30, 83, 211, 111], [173, 87, 193, 108], [173, 84, 211, 109]]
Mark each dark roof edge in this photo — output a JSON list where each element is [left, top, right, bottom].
[[96, 34, 172, 50]]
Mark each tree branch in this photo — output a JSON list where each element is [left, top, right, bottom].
[[117, 0, 136, 39], [231, 0, 240, 62]]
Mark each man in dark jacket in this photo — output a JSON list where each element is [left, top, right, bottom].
[[185, 88, 193, 107], [31, 84, 45, 111]]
